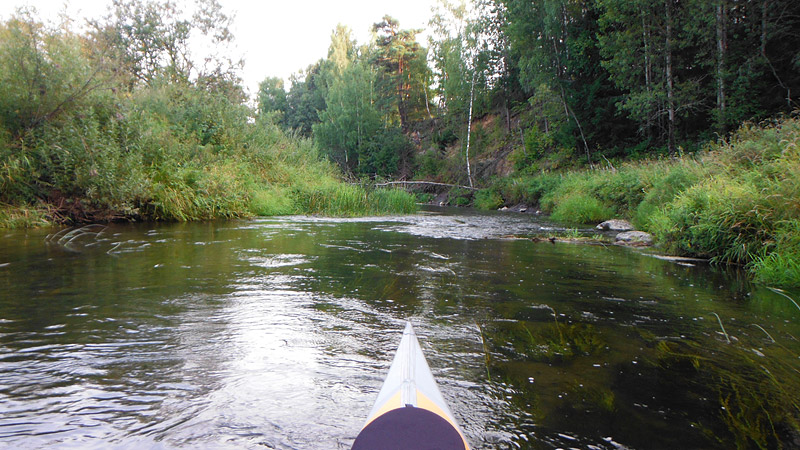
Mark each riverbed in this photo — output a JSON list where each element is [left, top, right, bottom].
[[1, 207, 798, 449]]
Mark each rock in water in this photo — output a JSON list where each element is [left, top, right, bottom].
[[615, 231, 654, 246], [597, 219, 634, 231]]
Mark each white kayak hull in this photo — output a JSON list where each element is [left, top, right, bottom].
[[352, 322, 470, 450]]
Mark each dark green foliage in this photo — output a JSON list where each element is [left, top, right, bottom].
[[448, 187, 473, 206], [361, 128, 406, 177], [474, 188, 503, 210], [284, 63, 327, 137], [499, 0, 637, 163], [257, 77, 288, 120], [510, 123, 563, 173], [415, 149, 446, 180], [484, 0, 800, 167], [371, 15, 430, 129], [432, 128, 458, 150], [596, 0, 800, 149]]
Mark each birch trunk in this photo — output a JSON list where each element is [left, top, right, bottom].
[[465, 72, 475, 188]]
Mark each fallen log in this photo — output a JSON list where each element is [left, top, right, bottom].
[[373, 181, 479, 191]]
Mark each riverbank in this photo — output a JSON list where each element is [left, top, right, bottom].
[[0, 80, 416, 226], [0, 85, 419, 228], [476, 116, 800, 288], [0, 116, 418, 228]]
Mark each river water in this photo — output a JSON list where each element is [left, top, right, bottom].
[[1, 207, 798, 449]]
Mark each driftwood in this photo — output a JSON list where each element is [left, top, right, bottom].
[[373, 181, 479, 191]]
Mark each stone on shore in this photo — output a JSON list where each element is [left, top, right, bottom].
[[615, 231, 654, 246], [597, 219, 634, 231]]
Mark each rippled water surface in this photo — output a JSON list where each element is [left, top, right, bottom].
[[1, 207, 799, 449]]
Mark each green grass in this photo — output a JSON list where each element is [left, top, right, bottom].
[[248, 187, 297, 216], [367, 188, 418, 214], [751, 220, 800, 287], [480, 116, 800, 288], [549, 192, 614, 224], [0, 78, 417, 226], [0, 203, 51, 228]]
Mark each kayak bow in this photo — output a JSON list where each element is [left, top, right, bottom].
[[353, 322, 470, 450]]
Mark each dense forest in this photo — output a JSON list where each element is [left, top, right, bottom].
[[261, 0, 799, 179]]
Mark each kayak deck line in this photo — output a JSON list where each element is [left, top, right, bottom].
[[353, 322, 470, 450]]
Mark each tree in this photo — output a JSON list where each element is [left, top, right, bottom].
[[327, 24, 356, 76], [723, 0, 800, 123], [597, 0, 668, 146], [371, 15, 429, 129], [313, 63, 383, 174], [0, 9, 105, 137], [429, 0, 494, 184], [429, 0, 469, 116], [597, 0, 800, 150], [256, 76, 287, 120], [89, 0, 241, 90], [501, 0, 624, 163], [284, 62, 327, 136], [282, 28, 358, 136]]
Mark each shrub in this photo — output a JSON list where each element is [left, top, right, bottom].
[[414, 192, 435, 203], [448, 187, 473, 207], [474, 188, 504, 210], [495, 174, 562, 206], [432, 128, 458, 150], [416, 149, 446, 179]]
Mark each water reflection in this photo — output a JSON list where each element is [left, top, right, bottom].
[[1, 208, 798, 449]]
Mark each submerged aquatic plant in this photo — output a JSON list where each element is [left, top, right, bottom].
[[713, 312, 732, 344], [654, 334, 800, 449], [496, 317, 606, 363], [767, 287, 800, 313]]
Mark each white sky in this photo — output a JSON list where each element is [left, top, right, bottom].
[[0, 0, 437, 97]]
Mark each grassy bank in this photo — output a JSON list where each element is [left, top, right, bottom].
[[0, 86, 417, 227], [478, 116, 800, 288]]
